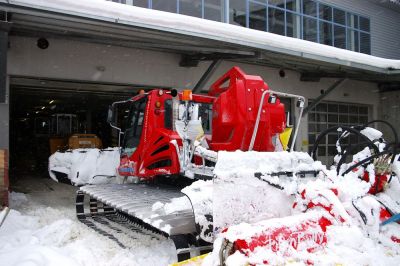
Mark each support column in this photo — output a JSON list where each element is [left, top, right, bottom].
[[0, 19, 11, 207], [0, 20, 11, 150]]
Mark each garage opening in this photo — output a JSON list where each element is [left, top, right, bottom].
[[9, 77, 144, 190]]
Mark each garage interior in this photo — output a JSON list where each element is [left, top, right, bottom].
[[9, 77, 145, 187]]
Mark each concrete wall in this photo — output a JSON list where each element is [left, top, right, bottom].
[[7, 36, 210, 89], [321, 0, 400, 59], [379, 90, 400, 143], [7, 36, 381, 151]]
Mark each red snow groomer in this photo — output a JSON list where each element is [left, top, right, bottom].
[[76, 67, 306, 260], [115, 66, 288, 180], [76, 66, 400, 263]]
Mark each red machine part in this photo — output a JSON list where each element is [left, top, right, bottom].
[[118, 67, 286, 180], [223, 212, 333, 265], [209, 67, 286, 151], [362, 172, 388, 194]]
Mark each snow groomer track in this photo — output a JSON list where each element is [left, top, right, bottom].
[[76, 183, 209, 259]]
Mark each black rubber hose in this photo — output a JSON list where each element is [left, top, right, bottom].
[[342, 149, 393, 176], [364, 119, 398, 164], [336, 141, 376, 175], [364, 120, 398, 147], [311, 126, 379, 161]]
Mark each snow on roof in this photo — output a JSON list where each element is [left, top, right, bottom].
[[4, 0, 400, 74]]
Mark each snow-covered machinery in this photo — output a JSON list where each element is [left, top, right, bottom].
[[75, 66, 400, 263], [211, 123, 400, 265], [75, 67, 306, 260]]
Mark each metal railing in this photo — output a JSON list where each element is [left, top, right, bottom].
[[248, 90, 305, 152]]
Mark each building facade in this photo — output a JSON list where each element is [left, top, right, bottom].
[[0, 0, 399, 174], [109, 0, 400, 59]]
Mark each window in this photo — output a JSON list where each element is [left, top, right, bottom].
[[132, 0, 148, 8], [308, 101, 369, 163], [303, 17, 317, 42], [180, 0, 202, 18], [249, 1, 267, 31], [122, 96, 147, 156], [204, 0, 222, 22], [111, 1, 371, 55], [269, 7, 285, 35], [334, 25, 346, 49], [231, 0, 247, 26], [303, 0, 317, 17], [164, 100, 213, 134], [152, 0, 177, 13], [286, 12, 301, 38], [319, 21, 332, 45]]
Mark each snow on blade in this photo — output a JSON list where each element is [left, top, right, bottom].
[[48, 148, 120, 185], [360, 127, 383, 141], [213, 151, 324, 231], [182, 180, 213, 242]]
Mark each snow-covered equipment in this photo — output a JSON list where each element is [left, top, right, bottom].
[[75, 67, 306, 261], [212, 123, 400, 265], [49, 148, 120, 185], [75, 66, 399, 263]]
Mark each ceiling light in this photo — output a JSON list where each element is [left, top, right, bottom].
[[35, 111, 39, 114], [49, 100, 54, 104], [41, 106, 45, 110]]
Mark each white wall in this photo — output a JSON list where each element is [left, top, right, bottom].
[[8, 36, 381, 151], [321, 0, 400, 59], [379, 90, 400, 142], [7, 36, 210, 88]]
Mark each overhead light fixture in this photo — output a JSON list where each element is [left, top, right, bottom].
[[41, 106, 45, 110], [35, 111, 39, 114], [49, 100, 54, 104]]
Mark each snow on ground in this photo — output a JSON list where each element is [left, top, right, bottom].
[[0, 178, 176, 266]]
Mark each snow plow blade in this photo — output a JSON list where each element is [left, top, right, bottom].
[[218, 211, 332, 265], [76, 183, 211, 260]]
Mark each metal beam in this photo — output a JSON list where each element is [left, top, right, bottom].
[[0, 20, 11, 103], [193, 59, 221, 93], [302, 78, 346, 117]]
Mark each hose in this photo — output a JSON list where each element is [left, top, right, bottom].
[[311, 125, 379, 162], [310, 120, 400, 178]]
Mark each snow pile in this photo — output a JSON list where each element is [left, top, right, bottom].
[[48, 148, 120, 185], [0, 192, 177, 266], [150, 195, 193, 234], [148, 180, 213, 241], [360, 127, 384, 141]]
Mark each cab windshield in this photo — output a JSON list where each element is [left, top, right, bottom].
[[122, 96, 147, 157]]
